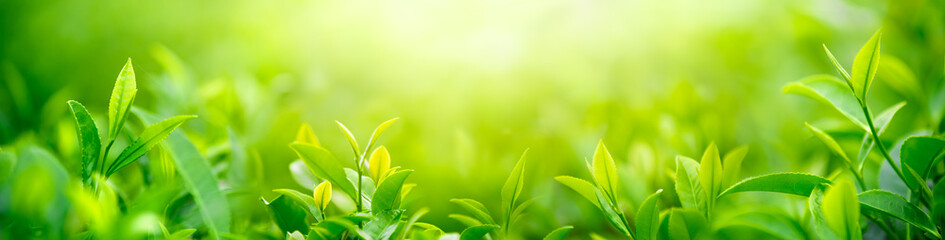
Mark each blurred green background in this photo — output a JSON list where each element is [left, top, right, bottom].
[[1, 0, 944, 238]]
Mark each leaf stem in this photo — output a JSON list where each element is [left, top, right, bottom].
[[861, 105, 907, 185]]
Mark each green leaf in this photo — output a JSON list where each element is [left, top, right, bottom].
[[364, 118, 399, 157], [721, 146, 749, 187], [450, 198, 496, 225], [823, 179, 861, 240], [459, 224, 499, 240], [363, 210, 404, 240], [392, 208, 428, 240], [719, 173, 831, 198], [805, 123, 851, 163], [873, 102, 906, 136], [783, 75, 868, 130], [675, 156, 704, 210], [877, 55, 923, 101], [271, 189, 319, 221], [666, 208, 707, 240], [542, 226, 573, 240], [554, 176, 601, 209], [107, 58, 137, 143], [635, 189, 663, 240], [809, 183, 842, 240], [899, 136, 945, 180], [290, 143, 359, 199], [823, 44, 854, 88], [501, 149, 528, 226], [134, 109, 230, 239], [699, 143, 722, 212], [932, 178, 945, 227], [371, 169, 413, 212], [67, 100, 101, 182], [592, 140, 619, 203], [449, 214, 483, 227], [335, 121, 361, 157], [716, 211, 806, 240], [858, 190, 939, 238], [262, 195, 310, 235], [850, 30, 882, 99], [106, 115, 196, 177]]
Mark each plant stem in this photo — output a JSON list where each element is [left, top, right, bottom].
[[846, 164, 868, 191], [861, 105, 905, 181], [101, 140, 115, 176]]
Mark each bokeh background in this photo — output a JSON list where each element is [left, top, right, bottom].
[[2, 0, 944, 238]]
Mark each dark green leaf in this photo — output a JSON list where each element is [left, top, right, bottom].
[[262, 195, 310, 235], [858, 190, 938, 238], [371, 169, 413, 212], [459, 224, 499, 240]]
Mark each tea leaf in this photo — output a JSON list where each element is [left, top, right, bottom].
[[262, 195, 310, 235], [858, 189, 938, 238], [450, 214, 483, 227], [107, 115, 196, 176], [635, 189, 663, 240], [809, 183, 841, 240], [805, 123, 850, 162], [272, 189, 319, 221], [719, 173, 831, 198], [592, 140, 618, 202], [290, 143, 358, 199], [392, 208, 428, 240], [368, 146, 391, 183], [542, 226, 573, 240], [721, 146, 748, 187], [699, 143, 722, 211], [823, 179, 861, 240], [134, 109, 230, 239], [850, 30, 881, 99], [783, 75, 868, 130], [823, 44, 854, 89], [899, 136, 945, 180], [365, 118, 399, 156], [336, 121, 360, 157], [933, 178, 945, 227], [450, 198, 496, 225], [459, 224, 499, 240], [873, 102, 906, 135], [106, 59, 137, 145], [314, 181, 333, 212], [67, 100, 101, 182], [501, 149, 528, 223], [372, 169, 413, 212], [554, 176, 601, 209], [877, 55, 923, 100], [675, 156, 704, 210], [716, 211, 806, 240], [296, 123, 320, 146]]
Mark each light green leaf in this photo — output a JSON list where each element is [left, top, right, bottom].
[[502, 149, 528, 226], [296, 123, 320, 146], [809, 183, 841, 240], [699, 143, 722, 212], [823, 179, 861, 240], [635, 189, 663, 240], [675, 156, 704, 210], [716, 211, 806, 240], [107, 58, 137, 143], [850, 30, 882, 99], [542, 226, 573, 240], [805, 123, 850, 163], [134, 109, 230, 239], [67, 100, 101, 182], [392, 208, 428, 240], [459, 224, 499, 240], [363, 210, 404, 240], [364, 118, 399, 157], [783, 75, 868, 130], [554, 176, 601, 209], [314, 181, 332, 212], [592, 140, 619, 203], [262, 195, 310, 235], [722, 146, 749, 187], [877, 55, 923, 100], [290, 143, 358, 200], [666, 208, 707, 240], [371, 169, 413, 212], [719, 173, 831, 198], [858, 190, 939, 238], [336, 121, 361, 157], [450, 198, 496, 225], [449, 214, 483, 227], [368, 146, 391, 183], [823, 44, 853, 89], [873, 102, 906, 136], [107, 115, 196, 177]]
